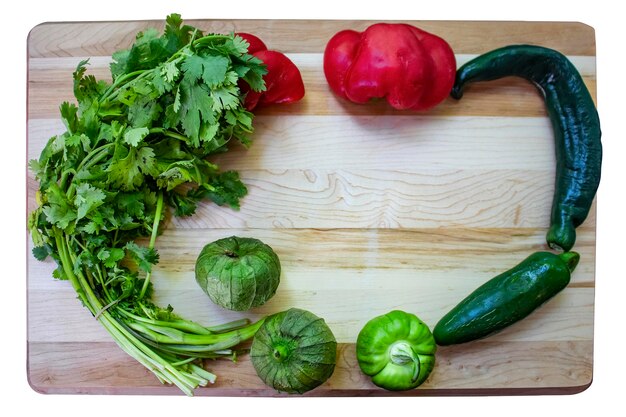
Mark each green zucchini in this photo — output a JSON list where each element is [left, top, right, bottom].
[[451, 45, 602, 252], [433, 251, 579, 346]]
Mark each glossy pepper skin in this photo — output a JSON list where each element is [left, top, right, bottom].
[[356, 310, 436, 391], [433, 251, 580, 346], [237, 33, 305, 111], [323, 23, 456, 110], [451, 45, 602, 252]]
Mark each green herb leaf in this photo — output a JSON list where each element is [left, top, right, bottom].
[[124, 241, 160, 273], [123, 127, 150, 147], [42, 183, 77, 230], [182, 54, 230, 87], [74, 183, 106, 220], [97, 247, 126, 268], [32, 245, 50, 261], [107, 145, 158, 191]]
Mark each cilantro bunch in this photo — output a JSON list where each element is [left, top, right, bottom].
[[27, 14, 269, 396]]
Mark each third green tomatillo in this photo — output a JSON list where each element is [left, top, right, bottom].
[[356, 310, 436, 391]]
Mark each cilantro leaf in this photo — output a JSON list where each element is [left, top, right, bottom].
[[175, 80, 215, 145], [230, 35, 252, 55], [115, 192, 146, 219], [107, 144, 158, 191], [128, 95, 163, 128], [167, 191, 199, 217], [42, 183, 77, 230], [110, 28, 172, 79], [123, 127, 150, 147], [182, 54, 230, 87], [32, 245, 51, 261], [198, 170, 247, 209], [163, 13, 195, 53], [97, 247, 126, 269], [124, 241, 160, 273], [74, 183, 106, 220], [162, 60, 181, 83], [210, 85, 240, 111], [60, 102, 79, 133], [65, 133, 90, 151], [27, 209, 46, 247]]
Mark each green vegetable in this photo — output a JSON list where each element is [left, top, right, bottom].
[[250, 308, 337, 394], [27, 14, 269, 396], [195, 236, 281, 311], [356, 310, 436, 391], [433, 251, 580, 346], [450, 45, 602, 252]]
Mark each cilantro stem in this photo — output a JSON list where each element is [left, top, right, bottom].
[[54, 230, 93, 314], [80, 143, 115, 171], [205, 318, 252, 333], [101, 69, 146, 102], [139, 191, 164, 299], [149, 127, 188, 142], [127, 318, 265, 347], [116, 309, 214, 335], [191, 34, 232, 48], [58, 231, 206, 396], [148, 192, 164, 249], [66, 143, 115, 199]]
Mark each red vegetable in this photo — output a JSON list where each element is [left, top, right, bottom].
[[323, 23, 456, 111], [237, 33, 305, 110]]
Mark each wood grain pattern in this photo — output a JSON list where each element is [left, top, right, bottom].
[[26, 54, 596, 118], [28, 340, 593, 395], [26, 18, 597, 396]]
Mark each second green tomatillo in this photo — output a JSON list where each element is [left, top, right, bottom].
[[356, 310, 436, 391]]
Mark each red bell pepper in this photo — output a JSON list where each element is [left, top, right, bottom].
[[323, 23, 456, 111], [237, 32, 305, 111]]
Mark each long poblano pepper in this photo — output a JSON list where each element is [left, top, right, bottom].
[[434, 251, 580, 346], [27, 14, 270, 396], [451, 45, 602, 252]]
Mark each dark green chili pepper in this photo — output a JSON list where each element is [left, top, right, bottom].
[[434, 251, 580, 346], [451, 45, 602, 252]]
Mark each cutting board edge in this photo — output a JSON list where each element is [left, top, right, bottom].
[[26, 380, 594, 398]]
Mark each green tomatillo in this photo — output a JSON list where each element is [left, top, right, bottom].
[[195, 236, 281, 311], [250, 308, 337, 394], [356, 310, 436, 391]]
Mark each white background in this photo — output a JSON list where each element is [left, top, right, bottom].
[[4, 1, 623, 416]]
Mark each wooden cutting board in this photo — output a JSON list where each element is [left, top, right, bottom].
[[26, 18, 597, 396]]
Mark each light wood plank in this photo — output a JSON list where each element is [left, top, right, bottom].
[[27, 20, 596, 58], [26, 54, 596, 119], [27, 285, 594, 344], [28, 115, 561, 170], [27, 340, 593, 395], [28, 227, 596, 344], [27, 227, 598, 290]]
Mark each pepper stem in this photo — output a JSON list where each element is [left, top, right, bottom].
[[559, 251, 580, 273], [389, 341, 420, 383]]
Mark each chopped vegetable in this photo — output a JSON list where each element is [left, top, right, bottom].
[[27, 14, 271, 396], [250, 308, 337, 394], [323, 23, 456, 110], [236, 32, 305, 110], [356, 310, 436, 391], [195, 236, 281, 311]]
